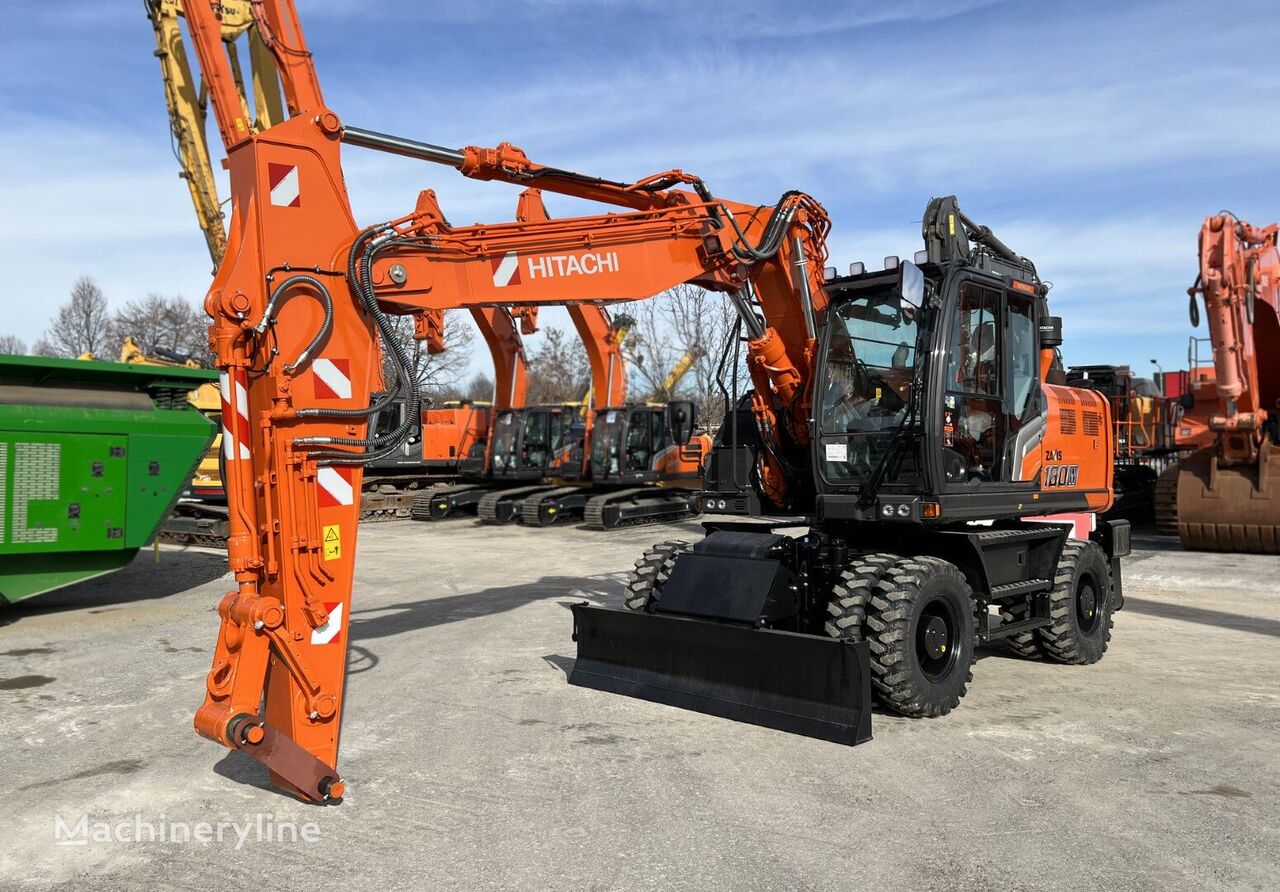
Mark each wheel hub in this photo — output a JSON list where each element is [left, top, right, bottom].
[[1077, 580, 1100, 630], [921, 616, 950, 659]]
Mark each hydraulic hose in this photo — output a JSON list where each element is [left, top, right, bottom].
[[255, 274, 334, 375], [296, 225, 422, 462]]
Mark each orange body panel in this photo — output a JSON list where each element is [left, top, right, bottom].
[[422, 404, 491, 464], [654, 433, 713, 482], [1023, 384, 1115, 514]]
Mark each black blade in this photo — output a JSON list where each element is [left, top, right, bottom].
[[569, 604, 872, 745]]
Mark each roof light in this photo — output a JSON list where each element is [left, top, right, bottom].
[[823, 266, 838, 281], [914, 250, 928, 264], [849, 261, 865, 276], [883, 255, 900, 270]]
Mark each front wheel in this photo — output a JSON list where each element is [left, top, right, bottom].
[[1040, 540, 1114, 665], [864, 557, 976, 718], [623, 540, 690, 612]]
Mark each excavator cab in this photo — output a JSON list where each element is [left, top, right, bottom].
[[489, 405, 582, 482], [811, 261, 1054, 507], [589, 404, 707, 485]]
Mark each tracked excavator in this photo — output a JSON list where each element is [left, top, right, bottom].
[[171, 1, 1126, 801], [1154, 213, 1280, 552]]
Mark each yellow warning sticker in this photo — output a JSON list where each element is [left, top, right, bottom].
[[322, 524, 341, 562]]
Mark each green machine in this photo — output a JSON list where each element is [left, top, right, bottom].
[[0, 354, 217, 604]]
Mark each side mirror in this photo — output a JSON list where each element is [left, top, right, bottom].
[[898, 260, 925, 308], [1179, 391, 1195, 412], [666, 400, 697, 446]]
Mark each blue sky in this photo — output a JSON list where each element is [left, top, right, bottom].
[[2, 0, 1278, 378]]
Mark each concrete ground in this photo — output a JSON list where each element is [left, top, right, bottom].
[[2, 519, 1278, 891]]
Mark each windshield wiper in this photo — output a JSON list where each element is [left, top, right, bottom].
[[855, 354, 928, 510]]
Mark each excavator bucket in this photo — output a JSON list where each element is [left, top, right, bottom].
[[568, 604, 873, 745], [1176, 444, 1280, 553]]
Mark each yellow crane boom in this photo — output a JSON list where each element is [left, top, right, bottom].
[[144, 0, 285, 268]]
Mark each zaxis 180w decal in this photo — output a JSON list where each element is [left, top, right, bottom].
[[1044, 464, 1080, 487]]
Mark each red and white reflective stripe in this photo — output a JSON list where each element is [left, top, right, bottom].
[[491, 252, 520, 287], [312, 358, 352, 400], [316, 466, 356, 508], [267, 162, 300, 207], [219, 369, 252, 460], [311, 601, 344, 645], [1030, 512, 1096, 540]]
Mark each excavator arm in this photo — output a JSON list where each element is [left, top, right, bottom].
[[176, 0, 829, 801], [1187, 214, 1280, 453]]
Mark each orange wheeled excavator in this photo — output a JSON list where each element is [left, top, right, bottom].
[[173, 1, 1127, 802], [1156, 213, 1280, 552]]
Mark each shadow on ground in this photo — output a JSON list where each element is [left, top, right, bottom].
[[348, 572, 627, 642], [1124, 596, 1280, 639]]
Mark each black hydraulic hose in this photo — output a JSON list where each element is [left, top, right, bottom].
[[299, 227, 422, 461], [255, 274, 334, 375], [294, 226, 401, 421], [725, 191, 805, 262], [714, 314, 740, 424]]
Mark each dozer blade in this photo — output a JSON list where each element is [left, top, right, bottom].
[[568, 604, 872, 745], [1177, 444, 1280, 553]]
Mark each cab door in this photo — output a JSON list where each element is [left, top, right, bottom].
[[624, 407, 654, 473], [940, 279, 1042, 490]]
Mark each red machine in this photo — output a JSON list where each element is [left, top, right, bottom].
[[1157, 214, 1280, 552]]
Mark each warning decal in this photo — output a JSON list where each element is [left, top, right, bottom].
[[268, 162, 301, 207], [317, 466, 356, 508], [311, 601, 344, 645], [312, 358, 353, 400], [491, 252, 521, 287], [322, 524, 341, 561]]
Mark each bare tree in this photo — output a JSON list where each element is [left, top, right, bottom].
[[464, 372, 495, 402], [107, 294, 210, 359], [45, 277, 111, 357], [0, 334, 27, 355], [383, 309, 476, 399], [31, 338, 60, 358], [624, 284, 740, 419], [525, 326, 590, 404]]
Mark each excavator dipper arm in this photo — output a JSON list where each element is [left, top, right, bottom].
[[177, 0, 829, 801]]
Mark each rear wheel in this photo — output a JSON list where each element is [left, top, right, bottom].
[[822, 553, 898, 640], [1040, 540, 1113, 665], [999, 600, 1046, 659], [623, 540, 690, 612], [864, 557, 976, 718]]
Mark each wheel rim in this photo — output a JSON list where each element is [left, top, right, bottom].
[[917, 597, 959, 682], [1076, 576, 1101, 633]]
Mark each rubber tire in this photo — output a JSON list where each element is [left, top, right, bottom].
[[823, 553, 899, 640], [865, 556, 976, 718], [1040, 539, 1113, 665], [623, 540, 691, 611], [999, 600, 1047, 660]]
